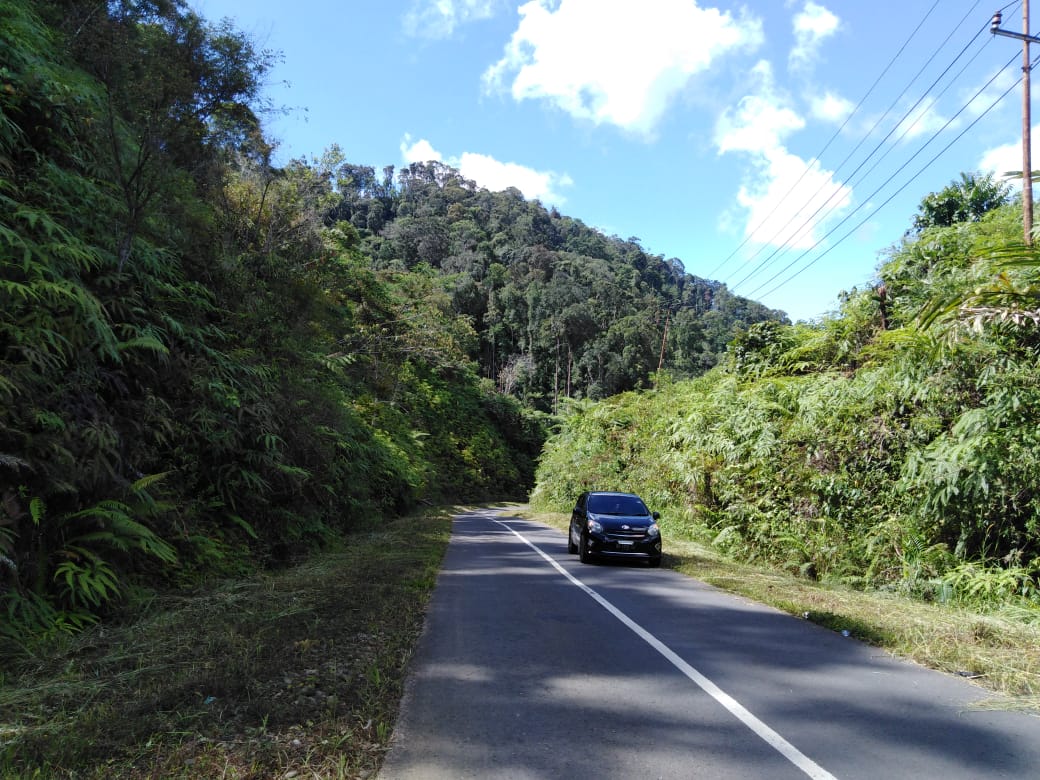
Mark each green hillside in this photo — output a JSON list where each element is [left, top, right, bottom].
[[0, 0, 788, 645], [331, 158, 785, 409], [534, 176, 1040, 616], [0, 0, 550, 643]]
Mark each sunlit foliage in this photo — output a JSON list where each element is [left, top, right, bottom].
[[0, 0, 545, 644], [534, 179, 1040, 615]]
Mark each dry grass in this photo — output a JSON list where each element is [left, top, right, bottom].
[[520, 509, 1040, 708], [0, 509, 453, 779]]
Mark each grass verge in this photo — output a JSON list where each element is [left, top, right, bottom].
[[519, 509, 1040, 710], [0, 509, 453, 779]]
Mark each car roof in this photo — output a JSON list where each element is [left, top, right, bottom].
[[588, 491, 639, 497]]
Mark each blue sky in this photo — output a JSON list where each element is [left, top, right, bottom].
[[190, 0, 1031, 322]]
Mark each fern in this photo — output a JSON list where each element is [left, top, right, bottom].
[[129, 472, 171, 494], [1, 593, 52, 637], [64, 500, 177, 564], [53, 554, 121, 609], [28, 498, 45, 525], [711, 525, 744, 551], [226, 514, 259, 540], [115, 334, 169, 356], [272, 463, 311, 480], [942, 562, 1040, 608]]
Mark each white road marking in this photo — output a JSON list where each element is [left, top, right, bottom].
[[494, 517, 839, 780]]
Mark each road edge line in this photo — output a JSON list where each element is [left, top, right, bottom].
[[494, 517, 838, 780]]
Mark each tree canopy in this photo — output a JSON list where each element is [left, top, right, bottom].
[[334, 159, 786, 411], [910, 172, 1012, 234]]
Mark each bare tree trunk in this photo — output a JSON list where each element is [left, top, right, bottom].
[[567, 345, 572, 399], [554, 331, 560, 414]]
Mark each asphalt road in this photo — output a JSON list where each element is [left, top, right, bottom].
[[379, 508, 1040, 779]]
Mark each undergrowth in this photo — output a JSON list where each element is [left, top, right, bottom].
[[0, 510, 452, 779]]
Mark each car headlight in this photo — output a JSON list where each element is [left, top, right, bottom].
[[587, 519, 603, 534], [647, 523, 660, 538]]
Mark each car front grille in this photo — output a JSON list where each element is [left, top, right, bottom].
[[605, 529, 646, 541]]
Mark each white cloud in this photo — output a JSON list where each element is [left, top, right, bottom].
[[891, 100, 950, 141], [979, 137, 1028, 185], [962, 66, 1019, 118], [714, 62, 803, 155], [459, 152, 573, 204], [400, 134, 572, 204], [715, 62, 851, 250], [404, 0, 502, 38], [737, 151, 852, 250], [401, 135, 444, 163], [810, 91, 853, 124], [483, 0, 763, 136], [790, 1, 839, 71]]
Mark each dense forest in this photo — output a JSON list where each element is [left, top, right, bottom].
[[0, 0, 779, 646], [534, 173, 1040, 616], [8, 0, 1036, 654], [330, 159, 784, 409]]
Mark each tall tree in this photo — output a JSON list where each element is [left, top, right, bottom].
[[911, 172, 1012, 234]]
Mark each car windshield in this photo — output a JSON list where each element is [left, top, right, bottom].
[[588, 494, 649, 516]]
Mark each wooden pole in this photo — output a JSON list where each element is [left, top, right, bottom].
[[1024, 0, 1033, 245]]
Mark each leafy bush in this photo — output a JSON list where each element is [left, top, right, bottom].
[[0, 1, 547, 645], [532, 192, 1040, 611]]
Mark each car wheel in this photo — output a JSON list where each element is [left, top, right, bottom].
[[567, 528, 577, 554], [579, 533, 594, 564], [648, 555, 661, 568]]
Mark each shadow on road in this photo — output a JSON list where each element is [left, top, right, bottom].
[[380, 510, 1040, 780]]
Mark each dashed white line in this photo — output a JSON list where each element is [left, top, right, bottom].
[[494, 518, 839, 780]]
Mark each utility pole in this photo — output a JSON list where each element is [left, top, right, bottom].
[[992, 4, 1039, 245]]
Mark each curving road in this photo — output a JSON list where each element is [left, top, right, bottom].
[[379, 508, 1040, 779]]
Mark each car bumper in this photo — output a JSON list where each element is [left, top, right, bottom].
[[586, 534, 661, 560]]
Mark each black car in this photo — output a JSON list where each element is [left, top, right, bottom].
[[567, 491, 662, 567]]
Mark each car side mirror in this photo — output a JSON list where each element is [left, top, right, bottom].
[[652, 511, 661, 520]]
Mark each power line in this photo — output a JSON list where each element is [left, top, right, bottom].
[[745, 60, 1024, 301], [702, 0, 943, 281], [728, 2, 989, 294], [730, 9, 993, 294], [838, 31, 995, 196], [747, 60, 1022, 300]]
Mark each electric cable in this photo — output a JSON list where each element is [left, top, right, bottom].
[[728, 2, 988, 292], [730, 13, 994, 293], [702, 0, 943, 281], [745, 60, 1024, 301]]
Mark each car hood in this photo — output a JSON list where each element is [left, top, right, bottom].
[[589, 512, 653, 531]]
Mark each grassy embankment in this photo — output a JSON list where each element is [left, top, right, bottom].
[[0, 510, 453, 779], [4, 504, 1039, 780]]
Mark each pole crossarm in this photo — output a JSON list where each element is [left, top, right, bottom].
[[992, 28, 1040, 45], [992, 11, 1040, 45]]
